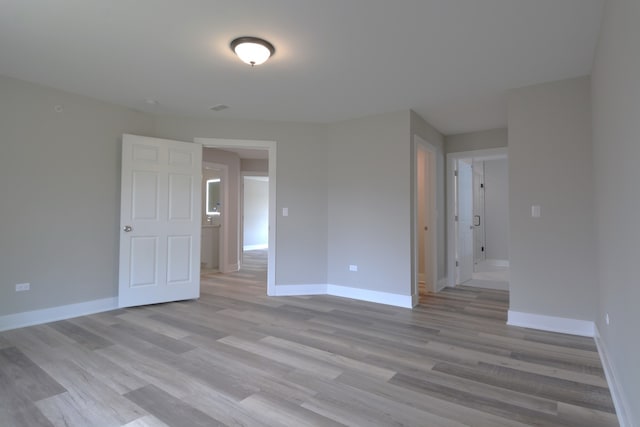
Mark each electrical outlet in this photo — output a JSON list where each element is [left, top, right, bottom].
[[349, 265, 358, 272], [605, 313, 610, 325], [15, 283, 30, 292]]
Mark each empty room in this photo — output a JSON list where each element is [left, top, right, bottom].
[[0, 1, 638, 426]]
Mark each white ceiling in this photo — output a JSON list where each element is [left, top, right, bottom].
[[0, 0, 605, 135]]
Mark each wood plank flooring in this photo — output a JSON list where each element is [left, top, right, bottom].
[[0, 250, 618, 426]]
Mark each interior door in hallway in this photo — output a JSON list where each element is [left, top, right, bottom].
[[456, 159, 474, 284], [473, 160, 486, 266], [118, 134, 202, 308]]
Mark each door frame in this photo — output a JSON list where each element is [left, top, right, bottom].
[[194, 138, 277, 296], [447, 147, 508, 287], [412, 135, 439, 304]]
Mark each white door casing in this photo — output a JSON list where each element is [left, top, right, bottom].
[[118, 134, 202, 308], [457, 159, 474, 284]]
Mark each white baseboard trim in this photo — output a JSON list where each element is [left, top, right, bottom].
[[436, 278, 448, 292], [485, 259, 510, 267], [0, 297, 118, 332], [273, 284, 328, 296], [243, 244, 268, 251], [327, 285, 413, 309], [507, 311, 595, 337], [223, 263, 240, 273], [594, 326, 632, 427], [272, 284, 413, 309]]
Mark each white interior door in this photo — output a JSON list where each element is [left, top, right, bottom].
[[118, 134, 202, 308], [417, 145, 435, 292], [457, 159, 474, 284]]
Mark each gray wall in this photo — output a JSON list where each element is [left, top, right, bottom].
[[507, 76, 597, 320], [327, 110, 412, 294], [591, 0, 640, 422], [1, 75, 444, 317], [152, 115, 329, 286], [0, 75, 154, 317], [484, 158, 509, 261], [445, 128, 508, 154], [243, 177, 269, 248]]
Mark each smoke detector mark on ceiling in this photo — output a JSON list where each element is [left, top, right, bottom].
[[210, 104, 229, 112]]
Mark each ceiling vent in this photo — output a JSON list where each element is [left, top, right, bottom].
[[210, 104, 229, 112]]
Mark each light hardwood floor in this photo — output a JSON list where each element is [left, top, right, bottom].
[[0, 250, 618, 426]]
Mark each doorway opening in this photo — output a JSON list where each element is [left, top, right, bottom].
[[201, 162, 228, 274], [195, 138, 276, 296], [413, 135, 439, 304], [447, 148, 509, 291]]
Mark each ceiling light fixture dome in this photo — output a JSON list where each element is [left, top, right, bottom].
[[230, 36, 275, 66]]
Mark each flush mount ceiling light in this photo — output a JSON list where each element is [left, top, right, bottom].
[[230, 36, 275, 66]]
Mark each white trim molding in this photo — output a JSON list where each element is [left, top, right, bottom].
[[271, 284, 413, 309], [594, 326, 632, 427], [437, 278, 448, 292], [0, 297, 118, 332], [327, 285, 413, 309], [507, 310, 595, 337], [272, 284, 328, 296], [222, 263, 240, 274]]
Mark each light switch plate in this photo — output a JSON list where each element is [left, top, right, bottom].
[[282, 207, 288, 217]]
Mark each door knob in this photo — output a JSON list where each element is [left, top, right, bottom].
[[123, 225, 133, 232]]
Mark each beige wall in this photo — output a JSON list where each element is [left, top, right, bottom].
[[507, 76, 597, 321], [241, 158, 268, 173], [0, 75, 154, 317], [445, 128, 508, 153], [591, 0, 640, 422]]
